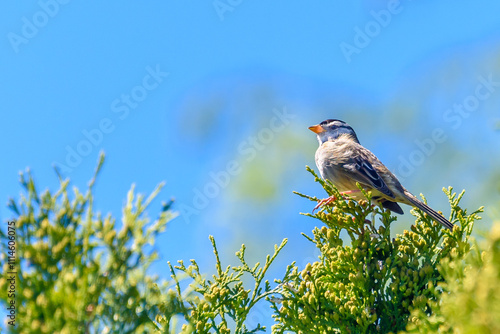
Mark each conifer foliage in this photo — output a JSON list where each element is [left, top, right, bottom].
[[271, 167, 482, 333], [2, 158, 498, 334]]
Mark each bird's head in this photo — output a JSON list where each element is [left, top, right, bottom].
[[308, 119, 359, 144]]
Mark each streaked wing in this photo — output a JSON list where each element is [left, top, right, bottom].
[[344, 156, 395, 199]]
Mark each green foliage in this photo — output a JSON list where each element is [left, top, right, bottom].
[[270, 167, 483, 334], [2, 158, 499, 334], [0, 155, 289, 333], [0, 154, 175, 333], [405, 224, 500, 333], [155, 236, 290, 333]]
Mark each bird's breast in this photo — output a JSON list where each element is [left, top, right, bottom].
[[315, 146, 359, 193]]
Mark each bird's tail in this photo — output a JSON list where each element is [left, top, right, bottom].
[[405, 193, 454, 230]]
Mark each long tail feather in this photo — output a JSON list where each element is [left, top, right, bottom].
[[405, 194, 454, 230]]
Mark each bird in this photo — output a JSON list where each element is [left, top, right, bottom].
[[308, 119, 454, 230]]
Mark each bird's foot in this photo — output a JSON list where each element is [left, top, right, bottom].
[[313, 190, 361, 213], [313, 195, 337, 212]]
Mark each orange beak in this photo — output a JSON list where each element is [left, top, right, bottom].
[[308, 124, 324, 134]]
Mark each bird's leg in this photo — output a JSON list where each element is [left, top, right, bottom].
[[313, 189, 361, 212], [340, 189, 360, 197], [313, 195, 337, 212]]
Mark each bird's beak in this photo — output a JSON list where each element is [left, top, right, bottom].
[[308, 124, 324, 134]]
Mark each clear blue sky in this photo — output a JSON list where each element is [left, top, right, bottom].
[[1, 1, 500, 329]]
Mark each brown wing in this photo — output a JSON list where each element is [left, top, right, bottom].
[[341, 154, 396, 199]]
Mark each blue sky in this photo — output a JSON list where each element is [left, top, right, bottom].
[[1, 0, 500, 330]]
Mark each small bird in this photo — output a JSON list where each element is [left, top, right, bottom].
[[309, 119, 453, 230]]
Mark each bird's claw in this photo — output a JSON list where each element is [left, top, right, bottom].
[[312, 189, 361, 213], [313, 195, 338, 213]]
